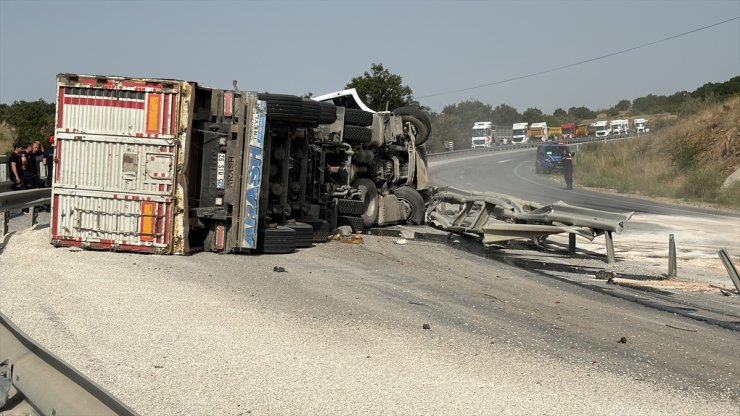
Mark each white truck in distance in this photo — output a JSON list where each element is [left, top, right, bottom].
[[609, 119, 630, 135], [512, 122, 529, 144], [471, 121, 494, 148], [593, 120, 610, 137], [634, 118, 650, 133]]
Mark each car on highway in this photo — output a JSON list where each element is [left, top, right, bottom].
[[535, 143, 574, 174]]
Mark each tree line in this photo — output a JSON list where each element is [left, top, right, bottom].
[[1, 66, 737, 155]]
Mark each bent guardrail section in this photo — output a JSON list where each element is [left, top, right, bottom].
[[425, 186, 633, 262], [0, 312, 137, 415]]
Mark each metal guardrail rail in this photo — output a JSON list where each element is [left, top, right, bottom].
[[0, 155, 52, 237], [0, 312, 138, 415], [425, 186, 634, 263]]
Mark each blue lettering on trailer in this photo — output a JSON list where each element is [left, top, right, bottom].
[[242, 100, 267, 248]]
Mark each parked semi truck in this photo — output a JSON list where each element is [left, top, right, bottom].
[[547, 126, 562, 140], [592, 120, 610, 137], [528, 122, 548, 142], [560, 123, 576, 140], [576, 124, 589, 138], [511, 122, 529, 144], [50, 74, 431, 254], [609, 119, 629, 135], [634, 118, 650, 133], [471, 121, 494, 148]]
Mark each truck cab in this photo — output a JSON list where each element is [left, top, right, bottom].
[[593, 120, 610, 137], [511, 122, 529, 144], [561, 123, 576, 140], [471, 121, 494, 149], [609, 119, 629, 135], [634, 118, 650, 133], [529, 122, 548, 142]]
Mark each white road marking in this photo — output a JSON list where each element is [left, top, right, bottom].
[[497, 159, 513, 163]]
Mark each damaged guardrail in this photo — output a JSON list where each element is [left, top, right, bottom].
[[425, 186, 634, 263], [0, 311, 137, 415]]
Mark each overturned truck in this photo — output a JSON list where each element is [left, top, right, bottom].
[[50, 74, 430, 254]]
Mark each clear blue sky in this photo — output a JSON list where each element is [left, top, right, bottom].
[[1, 0, 738, 114]]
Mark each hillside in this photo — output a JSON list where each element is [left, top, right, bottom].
[[576, 96, 740, 209]]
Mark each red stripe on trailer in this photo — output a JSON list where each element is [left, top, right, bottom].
[[99, 239, 115, 244], [170, 95, 177, 135], [57, 87, 65, 128], [51, 194, 59, 235], [157, 202, 164, 244], [162, 93, 169, 135]]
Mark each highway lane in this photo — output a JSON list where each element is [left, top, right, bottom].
[[430, 146, 740, 218]]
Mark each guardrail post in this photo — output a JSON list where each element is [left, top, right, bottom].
[[568, 233, 576, 255], [0, 211, 7, 237], [718, 249, 740, 294], [30, 206, 38, 227], [668, 234, 677, 278], [605, 231, 615, 263]]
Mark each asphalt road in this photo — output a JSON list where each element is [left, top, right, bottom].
[[430, 146, 740, 218]]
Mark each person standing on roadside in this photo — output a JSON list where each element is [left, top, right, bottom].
[[21, 143, 37, 189], [43, 135, 55, 187], [562, 148, 574, 190], [9, 143, 24, 190]]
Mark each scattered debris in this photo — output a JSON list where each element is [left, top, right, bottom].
[[451, 239, 461, 245], [154, 365, 164, 369], [665, 324, 697, 332], [395, 239, 408, 245], [595, 270, 619, 280], [618, 337, 627, 344], [340, 235, 364, 244], [422, 323, 431, 330], [720, 289, 733, 296], [273, 266, 287, 273], [336, 226, 353, 237]]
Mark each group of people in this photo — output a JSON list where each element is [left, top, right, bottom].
[[8, 136, 54, 190]]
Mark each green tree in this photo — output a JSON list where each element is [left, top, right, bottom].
[[614, 99, 631, 112], [567, 106, 596, 121], [429, 100, 493, 151], [346, 63, 421, 111], [553, 108, 567, 118], [491, 103, 521, 126], [522, 107, 543, 121], [0, 99, 55, 146]]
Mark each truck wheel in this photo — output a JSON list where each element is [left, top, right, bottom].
[[282, 221, 314, 248], [319, 102, 337, 124], [353, 178, 378, 227], [337, 199, 367, 216], [337, 215, 365, 233], [258, 93, 303, 123], [300, 218, 332, 243], [256, 226, 296, 254], [393, 186, 425, 225], [301, 100, 322, 125], [342, 125, 372, 144], [343, 108, 374, 127], [392, 107, 431, 146]]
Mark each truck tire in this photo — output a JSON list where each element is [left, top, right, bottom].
[[258, 93, 303, 123], [337, 215, 365, 233], [337, 199, 366, 216], [282, 221, 314, 248], [300, 218, 332, 243], [343, 108, 374, 127], [393, 186, 425, 225], [319, 102, 337, 124], [342, 125, 372, 144], [256, 226, 296, 254], [353, 177, 378, 227], [393, 107, 431, 146], [301, 100, 322, 125]]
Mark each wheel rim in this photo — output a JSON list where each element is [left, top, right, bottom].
[[398, 197, 415, 219]]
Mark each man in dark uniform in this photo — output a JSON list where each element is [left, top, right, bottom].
[[43, 136, 55, 187], [562, 148, 574, 190], [9, 143, 24, 190]]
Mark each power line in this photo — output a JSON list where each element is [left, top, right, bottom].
[[416, 16, 740, 99]]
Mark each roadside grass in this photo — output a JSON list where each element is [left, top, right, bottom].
[[574, 96, 740, 210]]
